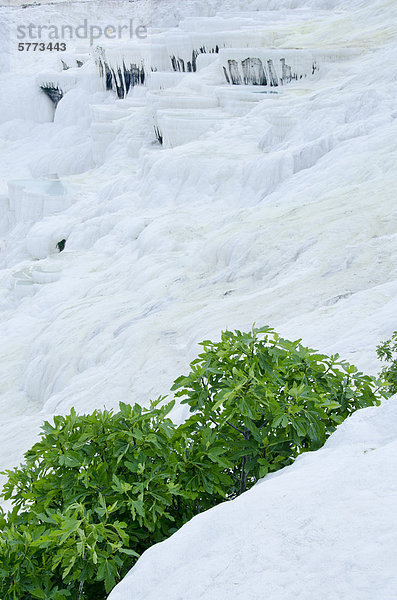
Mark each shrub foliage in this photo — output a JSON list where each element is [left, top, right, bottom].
[[377, 330, 397, 394], [0, 327, 384, 598]]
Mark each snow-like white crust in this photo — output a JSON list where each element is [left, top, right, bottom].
[[0, 0, 396, 594]]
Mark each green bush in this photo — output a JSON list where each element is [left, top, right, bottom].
[[377, 330, 397, 394], [0, 327, 385, 598], [0, 402, 182, 599], [173, 326, 383, 495]]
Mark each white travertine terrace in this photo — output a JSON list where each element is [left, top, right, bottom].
[[0, 0, 396, 597]]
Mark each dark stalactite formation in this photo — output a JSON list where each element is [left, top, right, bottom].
[[96, 49, 320, 99], [98, 58, 146, 99], [171, 45, 220, 73], [154, 126, 163, 145], [267, 59, 279, 87], [223, 56, 318, 86], [40, 83, 64, 107], [228, 59, 242, 85], [242, 58, 267, 85]]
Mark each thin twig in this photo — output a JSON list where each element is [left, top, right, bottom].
[[225, 420, 245, 435], [210, 414, 245, 436], [209, 416, 219, 428]]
